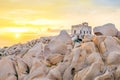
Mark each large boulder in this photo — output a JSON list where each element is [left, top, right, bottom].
[[104, 36, 120, 53], [46, 55, 73, 80], [71, 48, 87, 65], [82, 34, 94, 43], [46, 66, 62, 80], [106, 51, 120, 66], [81, 42, 97, 55], [73, 67, 89, 80], [0, 57, 17, 80], [45, 30, 72, 55], [16, 58, 29, 80], [92, 36, 106, 53], [82, 62, 105, 80], [93, 23, 118, 36], [46, 54, 64, 65], [63, 48, 87, 80], [24, 58, 49, 80], [23, 42, 45, 68], [74, 62, 105, 80], [95, 70, 114, 80], [72, 47, 88, 71], [86, 52, 103, 65]]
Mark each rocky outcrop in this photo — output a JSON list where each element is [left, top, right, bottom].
[[46, 54, 64, 65], [0, 27, 120, 80], [0, 56, 17, 80], [23, 42, 45, 68], [44, 30, 72, 55], [93, 23, 118, 36]]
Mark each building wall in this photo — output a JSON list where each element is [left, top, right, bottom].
[[71, 23, 92, 39]]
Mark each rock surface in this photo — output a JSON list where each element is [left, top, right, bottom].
[[93, 23, 118, 36], [45, 30, 72, 55], [0, 27, 120, 80]]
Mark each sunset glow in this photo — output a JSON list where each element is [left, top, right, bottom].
[[3, 27, 29, 33], [0, 0, 120, 47], [15, 33, 20, 38]]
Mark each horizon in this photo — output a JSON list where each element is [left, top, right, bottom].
[[0, 0, 120, 47]]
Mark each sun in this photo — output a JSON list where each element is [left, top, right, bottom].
[[15, 33, 20, 38]]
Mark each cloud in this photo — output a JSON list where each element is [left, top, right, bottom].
[[0, 18, 14, 27], [0, 0, 120, 29], [8, 9, 38, 15]]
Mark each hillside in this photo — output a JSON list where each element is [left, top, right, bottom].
[[0, 23, 120, 80]]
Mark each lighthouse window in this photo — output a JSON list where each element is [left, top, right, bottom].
[[90, 31, 91, 34], [84, 31, 85, 34], [87, 31, 88, 34], [80, 30, 82, 34], [74, 30, 76, 34]]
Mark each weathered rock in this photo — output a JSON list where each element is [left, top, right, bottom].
[[99, 42, 106, 54], [82, 62, 105, 80], [0, 57, 17, 80], [73, 67, 89, 80], [16, 58, 29, 80], [106, 51, 120, 66], [104, 36, 120, 54], [24, 58, 49, 80], [40, 37, 51, 44], [114, 65, 120, 80], [16, 48, 29, 58], [81, 42, 97, 55], [113, 37, 120, 45], [95, 70, 114, 80], [82, 34, 94, 42], [93, 23, 118, 36], [116, 31, 120, 39], [45, 30, 72, 55], [74, 62, 105, 80], [5, 44, 23, 55], [0, 52, 4, 56], [6, 75, 17, 80], [46, 54, 64, 65], [74, 42, 81, 48], [71, 48, 87, 65], [23, 42, 45, 68], [86, 52, 103, 65], [63, 48, 88, 80], [46, 66, 62, 80], [47, 58, 72, 80], [38, 78, 50, 80], [1, 23, 120, 80], [92, 36, 106, 52]]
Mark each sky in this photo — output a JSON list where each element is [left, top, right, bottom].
[[0, 0, 120, 47]]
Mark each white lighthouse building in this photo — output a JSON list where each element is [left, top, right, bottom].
[[71, 22, 92, 42]]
